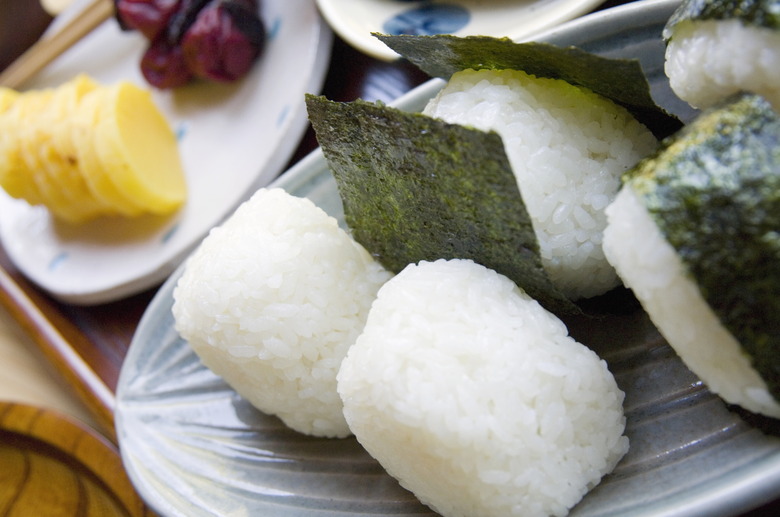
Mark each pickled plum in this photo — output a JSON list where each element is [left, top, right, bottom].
[[141, 37, 193, 89], [115, 0, 181, 40], [181, 0, 265, 82], [115, 0, 265, 89]]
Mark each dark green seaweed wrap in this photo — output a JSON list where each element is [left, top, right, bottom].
[[625, 93, 780, 399], [305, 94, 578, 315], [663, 0, 780, 40], [376, 34, 681, 139]]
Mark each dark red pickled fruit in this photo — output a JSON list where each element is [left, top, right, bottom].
[[180, 0, 265, 82], [140, 37, 193, 89], [164, 0, 213, 44], [114, 0, 182, 40]]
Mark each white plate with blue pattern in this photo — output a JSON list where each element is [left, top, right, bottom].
[[0, 0, 332, 304], [317, 0, 606, 61]]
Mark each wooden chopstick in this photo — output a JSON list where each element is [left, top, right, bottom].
[[0, 0, 114, 89]]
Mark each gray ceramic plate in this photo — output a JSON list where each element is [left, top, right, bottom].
[[115, 1, 780, 515]]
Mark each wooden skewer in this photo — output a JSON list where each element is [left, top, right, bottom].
[[0, 0, 114, 89]]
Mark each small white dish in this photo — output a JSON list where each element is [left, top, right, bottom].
[[0, 0, 332, 305], [316, 0, 606, 61]]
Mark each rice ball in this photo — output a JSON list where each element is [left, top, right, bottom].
[[423, 68, 658, 300], [603, 92, 780, 420], [664, 19, 780, 112], [172, 188, 392, 437], [337, 258, 629, 517], [603, 186, 780, 419]]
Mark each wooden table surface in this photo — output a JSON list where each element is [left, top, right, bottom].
[[1, 0, 778, 515]]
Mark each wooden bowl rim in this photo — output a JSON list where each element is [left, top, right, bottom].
[[0, 400, 151, 516]]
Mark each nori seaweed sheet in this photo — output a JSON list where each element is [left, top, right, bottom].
[[626, 93, 780, 399], [663, 0, 780, 39], [305, 94, 578, 315], [376, 34, 682, 139]]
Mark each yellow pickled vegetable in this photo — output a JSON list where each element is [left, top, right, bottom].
[[0, 74, 186, 223], [90, 82, 186, 214], [28, 79, 111, 222], [0, 88, 50, 206]]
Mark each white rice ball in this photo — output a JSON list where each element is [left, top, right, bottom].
[[337, 258, 629, 517], [603, 187, 780, 419], [423, 68, 658, 300], [172, 188, 392, 437], [665, 19, 780, 111]]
